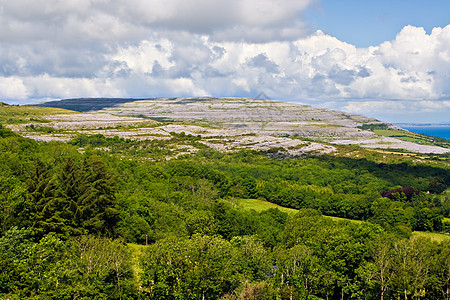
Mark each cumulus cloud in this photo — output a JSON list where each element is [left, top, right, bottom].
[[0, 0, 316, 43], [1, 0, 450, 121], [0, 77, 29, 99]]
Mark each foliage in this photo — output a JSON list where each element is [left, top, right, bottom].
[[0, 231, 136, 299], [357, 123, 389, 131], [69, 133, 134, 148], [1, 120, 450, 299]]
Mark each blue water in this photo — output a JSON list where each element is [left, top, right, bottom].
[[396, 125, 450, 140]]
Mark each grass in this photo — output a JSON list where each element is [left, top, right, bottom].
[[127, 243, 148, 284], [238, 199, 450, 241], [412, 231, 450, 242], [238, 198, 299, 214], [238, 198, 363, 224], [326, 215, 364, 224], [374, 129, 450, 148], [304, 124, 341, 128], [369, 149, 431, 159], [374, 129, 421, 141], [0, 105, 76, 124]]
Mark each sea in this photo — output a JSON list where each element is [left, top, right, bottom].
[[395, 124, 450, 140]]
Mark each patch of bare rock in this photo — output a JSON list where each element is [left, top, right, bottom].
[[18, 97, 450, 155]]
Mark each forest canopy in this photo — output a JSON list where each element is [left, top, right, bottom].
[[0, 124, 449, 299]]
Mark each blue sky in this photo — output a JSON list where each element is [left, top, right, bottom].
[[305, 0, 450, 48], [1, 0, 449, 123]]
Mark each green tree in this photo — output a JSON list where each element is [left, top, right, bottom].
[[429, 240, 450, 300], [392, 237, 433, 300], [0, 227, 32, 296], [231, 235, 270, 282], [142, 235, 240, 300], [0, 175, 26, 234], [274, 244, 322, 300], [238, 281, 276, 300], [76, 155, 119, 235], [23, 155, 119, 237], [369, 236, 397, 300]]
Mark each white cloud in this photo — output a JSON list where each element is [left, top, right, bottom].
[[109, 39, 175, 75], [0, 0, 316, 43], [16, 74, 125, 100], [0, 77, 29, 99], [343, 101, 407, 114], [341, 99, 450, 118]]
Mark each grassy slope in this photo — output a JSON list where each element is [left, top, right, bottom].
[[374, 129, 450, 148], [238, 199, 450, 242], [412, 231, 450, 242], [238, 198, 364, 224], [237, 198, 299, 215], [0, 105, 78, 124]]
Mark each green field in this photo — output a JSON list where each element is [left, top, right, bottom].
[[374, 129, 450, 148], [237, 198, 299, 214], [0, 104, 76, 124], [412, 231, 450, 242], [239, 198, 449, 239], [238, 198, 364, 224]]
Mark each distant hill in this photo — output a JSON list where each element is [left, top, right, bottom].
[[32, 97, 154, 112], [32, 97, 387, 135], [27, 97, 450, 154]]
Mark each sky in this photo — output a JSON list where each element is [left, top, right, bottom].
[[1, 0, 450, 123]]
